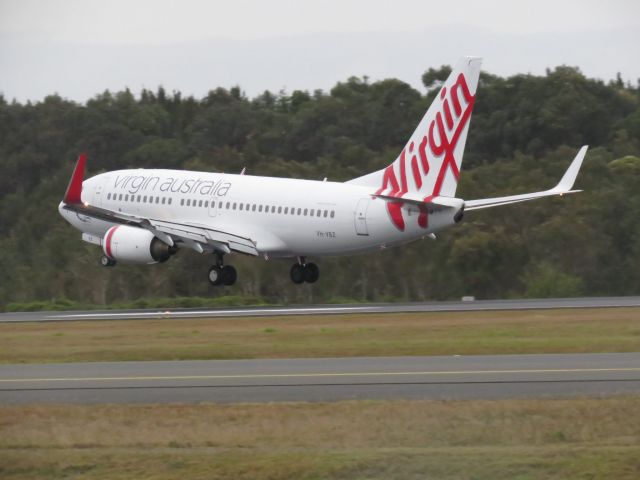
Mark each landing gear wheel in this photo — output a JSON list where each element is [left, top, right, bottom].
[[100, 255, 116, 267], [208, 266, 223, 286], [303, 263, 319, 283], [290, 264, 305, 284], [221, 265, 237, 286]]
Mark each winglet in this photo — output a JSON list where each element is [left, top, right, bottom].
[[552, 145, 588, 192], [63, 153, 87, 204]]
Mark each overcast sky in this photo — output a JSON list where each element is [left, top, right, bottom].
[[1, 0, 639, 102]]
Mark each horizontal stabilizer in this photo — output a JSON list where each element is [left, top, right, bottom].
[[373, 193, 464, 212], [465, 146, 588, 211]]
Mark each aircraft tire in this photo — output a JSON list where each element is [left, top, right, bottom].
[[221, 265, 237, 286], [208, 266, 223, 286], [290, 264, 305, 284], [100, 255, 116, 267], [304, 263, 319, 283]]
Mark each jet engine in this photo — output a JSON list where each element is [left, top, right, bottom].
[[103, 225, 174, 264]]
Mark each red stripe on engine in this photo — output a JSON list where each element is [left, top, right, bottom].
[[104, 226, 119, 259]]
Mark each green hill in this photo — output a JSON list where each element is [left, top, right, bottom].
[[1, 65, 639, 309]]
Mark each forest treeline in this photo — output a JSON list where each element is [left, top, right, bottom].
[[0, 65, 639, 309]]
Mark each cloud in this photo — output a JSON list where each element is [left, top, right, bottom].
[[1, 25, 638, 103]]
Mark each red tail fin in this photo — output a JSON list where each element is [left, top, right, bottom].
[[63, 153, 87, 204]]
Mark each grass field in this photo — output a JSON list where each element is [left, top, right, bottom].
[[1, 397, 639, 479], [1, 307, 639, 363]]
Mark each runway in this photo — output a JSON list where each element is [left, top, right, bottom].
[[2, 296, 640, 322], [1, 353, 639, 404]]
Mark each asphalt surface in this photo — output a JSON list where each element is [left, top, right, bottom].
[[2, 296, 640, 322], [1, 353, 639, 404]]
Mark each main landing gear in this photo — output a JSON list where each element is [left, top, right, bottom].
[[290, 257, 319, 284], [208, 253, 237, 286]]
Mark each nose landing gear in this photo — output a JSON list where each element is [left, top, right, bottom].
[[99, 255, 116, 267], [290, 257, 319, 284]]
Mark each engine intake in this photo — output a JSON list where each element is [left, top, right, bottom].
[[103, 225, 174, 264]]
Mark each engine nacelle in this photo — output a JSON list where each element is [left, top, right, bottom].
[[103, 225, 173, 264]]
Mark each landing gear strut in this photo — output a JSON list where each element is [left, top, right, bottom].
[[290, 257, 319, 284], [100, 255, 116, 267], [208, 252, 237, 286]]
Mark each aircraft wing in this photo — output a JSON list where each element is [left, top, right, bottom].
[[62, 201, 259, 256], [464, 146, 587, 211], [61, 154, 259, 256]]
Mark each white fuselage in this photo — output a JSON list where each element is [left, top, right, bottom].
[[59, 169, 459, 258]]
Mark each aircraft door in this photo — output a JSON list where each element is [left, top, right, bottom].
[[93, 176, 108, 207], [208, 197, 218, 217], [354, 198, 370, 236]]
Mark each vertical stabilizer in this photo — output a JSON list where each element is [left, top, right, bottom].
[[347, 57, 482, 228]]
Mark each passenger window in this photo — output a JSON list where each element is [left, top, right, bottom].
[[233, 203, 237, 210], [168, 198, 172, 205], [239, 203, 244, 211], [271, 206, 276, 213], [277, 206, 282, 214], [324, 210, 328, 217], [252, 204, 256, 212], [199, 200, 203, 207], [258, 205, 263, 212], [330, 211, 335, 218], [297, 208, 301, 215], [156, 197, 160, 204], [186, 199, 190, 206], [284, 207, 288, 214], [162, 197, 166, 204], [303, 208, 308, 216]]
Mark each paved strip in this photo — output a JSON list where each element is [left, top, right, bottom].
[[2, 367, 640, 383], [1, 296, 640, 322], [1, 353, 638, 404]]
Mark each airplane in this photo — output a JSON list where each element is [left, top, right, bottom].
[[59, 57, 587, 286]]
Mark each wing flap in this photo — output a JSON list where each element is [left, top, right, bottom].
[[150, 219, 259, 256]]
